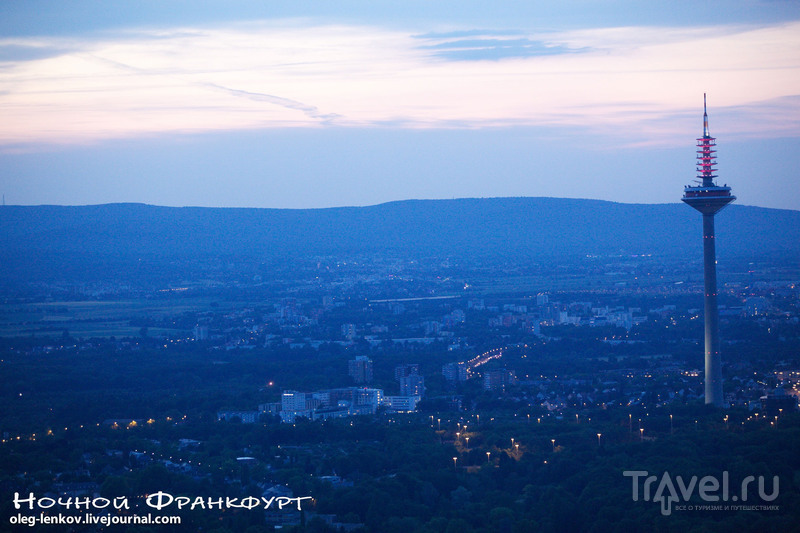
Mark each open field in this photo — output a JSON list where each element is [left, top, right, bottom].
[[0, 298, 261, 338]]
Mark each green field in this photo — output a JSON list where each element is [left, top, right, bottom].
[[0, 298, 259, 338]]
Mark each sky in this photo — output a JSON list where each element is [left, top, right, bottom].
[[1, 1, 799, 210]]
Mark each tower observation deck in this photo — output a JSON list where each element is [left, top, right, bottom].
[[682, 94, 735, 407]]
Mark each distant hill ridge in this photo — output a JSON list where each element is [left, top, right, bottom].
[[1, 198, 798, 272]]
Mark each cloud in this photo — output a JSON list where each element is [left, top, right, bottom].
[[0, 43, 76, 62], [416, 37, 584, 61], [0, 19, 799, 146], [412, 29, 522, 39]]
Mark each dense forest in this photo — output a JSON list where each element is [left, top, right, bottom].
[[1, 334, 799, 532], [2, 400, 798, 532]]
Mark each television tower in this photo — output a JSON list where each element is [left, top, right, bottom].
[[682, 94, 735, 407]]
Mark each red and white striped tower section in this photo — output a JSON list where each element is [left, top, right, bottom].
[[682, 94, 735, 407]]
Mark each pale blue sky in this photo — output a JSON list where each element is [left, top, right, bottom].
[[1, 1, 799, 209]]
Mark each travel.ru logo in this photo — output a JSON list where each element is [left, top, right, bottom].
[[623, 471, 779, 516]]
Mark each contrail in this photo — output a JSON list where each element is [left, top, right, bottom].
[[203, 83, 341, 123], [85, 53, 341, 124]]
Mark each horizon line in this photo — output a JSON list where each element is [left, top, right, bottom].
[[0, 195, 793, 213]]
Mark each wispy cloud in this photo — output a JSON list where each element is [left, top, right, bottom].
[[416, 37, 583, 61], [0, 19, 799, 146], [0, 42, 76, 62]]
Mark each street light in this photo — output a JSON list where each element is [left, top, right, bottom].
[[465, 437, 469, 449], [486, 451, 491, 463], [597, 433, 602, 446], [670, 414, 673, 435], [551, 439, 556, 452], [639, 428, 644, 442], [453, 457, 457, 471]]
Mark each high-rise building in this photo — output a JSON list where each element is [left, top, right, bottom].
[[280, 390, 314, 423], [394, 363, 419, 382], [399, 374, 425, 397], [442, 362, 468, 382], [348, 356, 373, 383], [281, 390, 309, 412], [682, 94, 735, 407]]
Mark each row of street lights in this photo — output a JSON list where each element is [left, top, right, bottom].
[[446, 409, 777, 474]]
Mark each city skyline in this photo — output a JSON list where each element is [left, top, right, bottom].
[[1, 1, 799, 209]]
